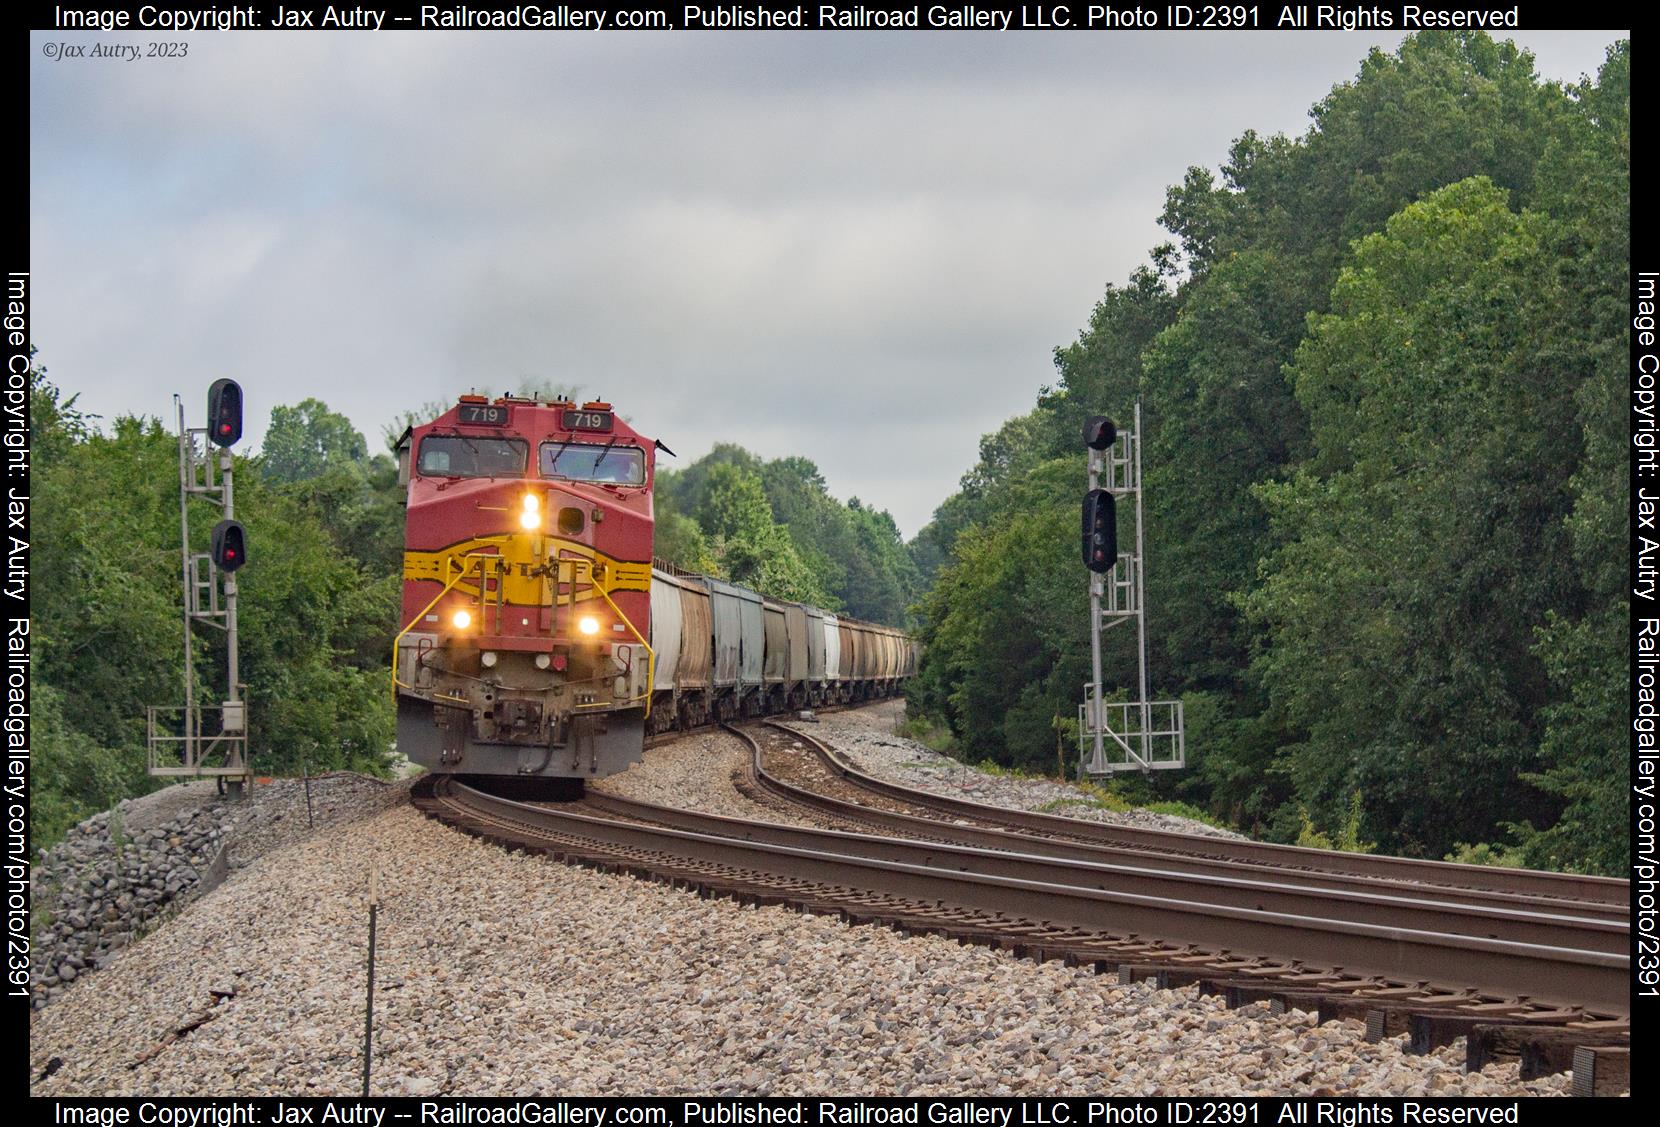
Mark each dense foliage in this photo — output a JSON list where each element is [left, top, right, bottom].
[[29, 380, 401, 852], [910, 34, 1630, 873]]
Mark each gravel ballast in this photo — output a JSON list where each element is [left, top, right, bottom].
[[788, 702, 1246, 839], [29, 773, 405, 1010], [593, 729, 769, 820], [30, 787, 1577, 1097]]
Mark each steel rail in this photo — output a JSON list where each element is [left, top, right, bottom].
[[719, 725, 1631, 932], [641, 696, 899, 752], [423, 776, 1629, 1016], [579, 787, 1625, 956], [762, 721, 1629, 909]]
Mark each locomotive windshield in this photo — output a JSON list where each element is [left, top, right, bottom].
[[540, 440, 645, 485], [418, 435, 528, 478]]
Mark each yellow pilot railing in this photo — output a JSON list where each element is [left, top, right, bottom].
[[391, 551, 504, 697], [564, 557, 655, 719]]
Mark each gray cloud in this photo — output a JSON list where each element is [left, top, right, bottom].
[[31, 29, 1624, 534]]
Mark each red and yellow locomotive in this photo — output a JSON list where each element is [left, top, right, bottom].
[[393, 395, 658, 779]]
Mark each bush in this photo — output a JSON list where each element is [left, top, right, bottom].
[[1295, 791, 1376, 854], [1443, 841, 1526, 868]]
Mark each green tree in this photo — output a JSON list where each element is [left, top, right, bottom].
[[912, 459, 1090, 768], [1243, 177, 1573, 856], [657, 445, 764, 527], [653, 505, 721, 575], [844, 500, 921, 626], [29, 367, 398, 852], [30, 682, 132, 853], [908, 33, 1630, 862], [1042, 254, 1181, 446], [261, 399, 369, 483], [659, 447, 919, 623], [698, 463, 829, 604], [32, 411, 193, 754], [760, 456, 851, 605], [1511, 42, 1630, 873]]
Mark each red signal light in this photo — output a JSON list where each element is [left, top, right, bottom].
[[208, 379, 243, 447], [212, 519, 248, 572]]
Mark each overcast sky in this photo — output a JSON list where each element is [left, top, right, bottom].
[[30, 28, 1623, 536]]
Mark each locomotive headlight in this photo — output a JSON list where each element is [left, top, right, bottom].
[[519, 493, 543, 529], [452, 610, 472, 630], [577, 615, 601, 636], [480, 651, 498, 668]]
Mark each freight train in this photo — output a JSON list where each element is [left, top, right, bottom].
[[392, 394, 916, 782]]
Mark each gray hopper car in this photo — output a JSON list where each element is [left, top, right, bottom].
[[645, 566, 916, 735]]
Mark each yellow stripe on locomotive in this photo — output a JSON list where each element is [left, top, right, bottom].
[[402, 534, 651, 608]]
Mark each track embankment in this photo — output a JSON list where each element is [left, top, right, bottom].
[[30, 794, 1582, 1097]]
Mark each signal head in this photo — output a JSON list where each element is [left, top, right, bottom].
[[208, 379, 243, 447], [1083, 415, 1117, 451], [211, 519, 248, 572], [1081, 488, 1116, 573]]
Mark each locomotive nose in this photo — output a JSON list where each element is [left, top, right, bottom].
[[397, 394, 669, 781]]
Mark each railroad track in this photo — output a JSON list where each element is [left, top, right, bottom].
[[639, 696, 897, 753], [722, 725, 1630, 938], [413, 732, 1630, 1082], [751, 719, 1629, 913]]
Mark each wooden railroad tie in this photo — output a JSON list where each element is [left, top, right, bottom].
[[1203, 980, 1331, 1015], [1407, 1004, 1539, 1053], [1467, 1023, 1631, 1079], [1117, 964, 1213, 989], [1572, 1045, 1629, 1097]]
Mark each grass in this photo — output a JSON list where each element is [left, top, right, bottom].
[[1142, 800, 1232, 832], [31, 890, 55, 935], [1295, 791, 1377, 854], [1036, 797, 1109, 813], [893, 716, 957, 755], [1031, 778, 1235, 832], [1032, 778, 1136, 814], [972, 759, 1036, 780], [1443, 841, 1527, 868], [1072, 777, 1133, 811]]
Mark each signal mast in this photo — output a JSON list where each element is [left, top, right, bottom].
[[1078, 403, 1185, 775], [147, 381, 251, 794]]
